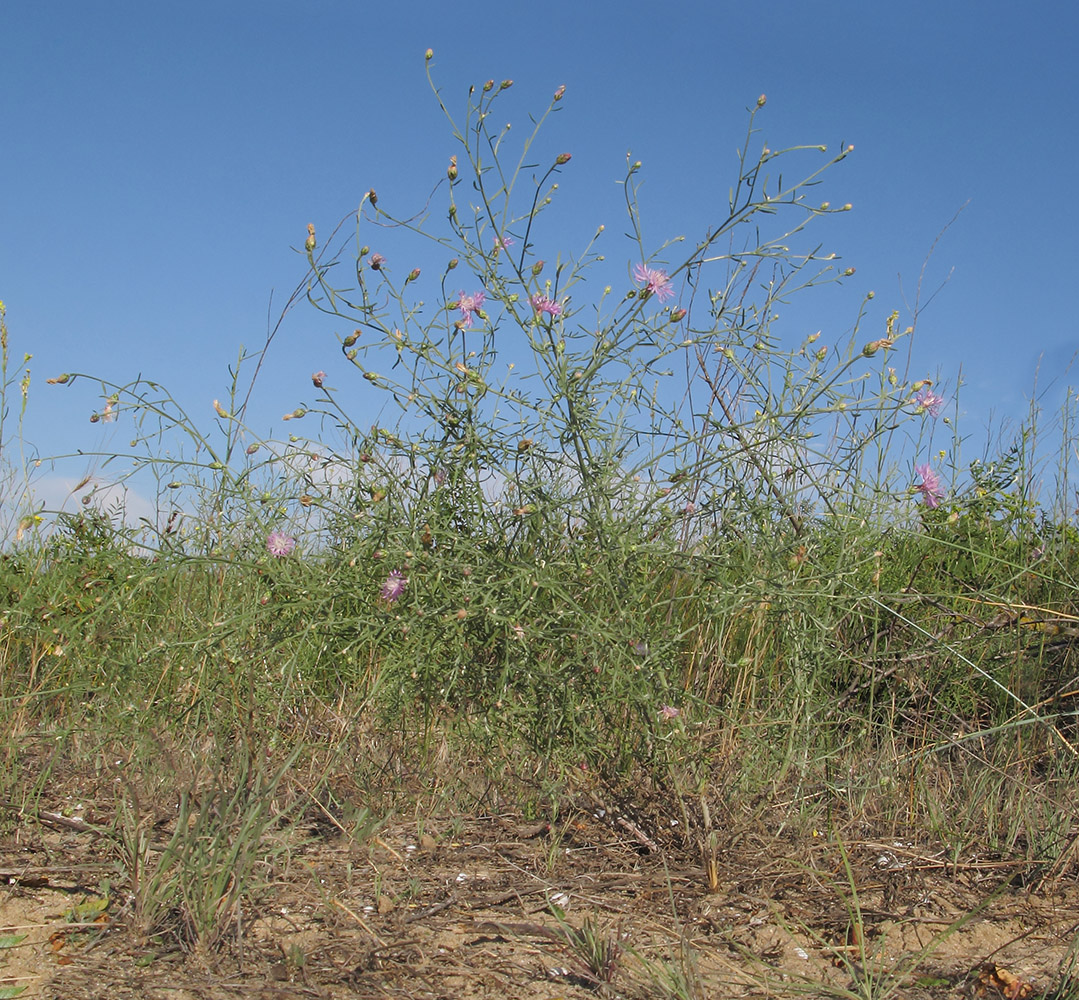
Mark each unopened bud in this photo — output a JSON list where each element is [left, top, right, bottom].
[[816, 347, 828, 361], [407, 268, 421, 282], [555, 152, 571, 165], [46, 373, 71, 384], [214, 399, 229, 418], [447, 155, 458, 181], [531, 260, 545, 276], [447, 258, 459, 270], [553, 84, 565, 101], [425, 48, 433, 60], [671, 308, 687, 322], [304, 223, 316, 252], [499, 79, 513, 90], [843, 203, 852, 211], [246, 443, 259, 455], [842, 267, 856, 276], [483, 79, 494, 92], [368, 188, 378, 206], [343, 330, 360, 347], [757, 94, 767, 107]]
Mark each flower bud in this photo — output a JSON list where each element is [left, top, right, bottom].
[[555, 152, 571, 165], [757, 94, 767, 107], [343, 330, 360, 347], [407, 268, 421, 282], [499, 79, 513, 90], [368, 188, 378, 206], [531, 260, 545, 276], [483, 79, 494, 92], [447, 258, 459, 270], [364, 371, 380, 382], [214, 399, 229, 418], [304, 223, 316, 252], [553, 84, 565, 101], [46, 373, 71, 384], [246, 443, 259, 455], [425, 48, 433, 61], [671, 307, 687, 322], [311, 370, 326, 388]]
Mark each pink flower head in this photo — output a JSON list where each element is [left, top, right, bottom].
[[311, 370, 326, 388], [633, 263, 675, 302], [914, 463, 944, 509], [530, 293, 562, 317], [914, 388, 945, 418], [380, 568, 408, 603], [658, 704, 681, 720], [457, 289, 486, 327], [493, 235, 515, 251], [266, 531, 296, 557]]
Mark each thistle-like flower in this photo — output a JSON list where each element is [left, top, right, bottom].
[[633, 263, 674, 302], [457, 289, 485, 327], [915, 464, 944, 509], [914, 387, 945, 418], [530, 293, 562, 317], [380, 569, 408, 603], [266, 531, 296, 557]]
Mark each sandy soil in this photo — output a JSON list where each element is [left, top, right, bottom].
[[4, 792, 1079, 1000]]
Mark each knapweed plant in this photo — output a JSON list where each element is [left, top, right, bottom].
[[5, 57, 1078, 961]]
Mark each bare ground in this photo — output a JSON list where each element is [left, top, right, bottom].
[[4, 786, 1079, 1000]]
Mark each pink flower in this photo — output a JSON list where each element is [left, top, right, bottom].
[[633, 263, 674, 302], [368, 253, 385, 270], [914, 388, 945, 418], [457, 289, 486, 327], [530, 293, 562, 317], [380, 569, 408, 602], [493, 235, 515, 250], [266, 531, 296, 557], [915, 464, 944, 509], [658, 704, 681, 720], [311, 370, 326, 388]]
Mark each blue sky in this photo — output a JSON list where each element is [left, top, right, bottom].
[[3, 1, 1078, 523]]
